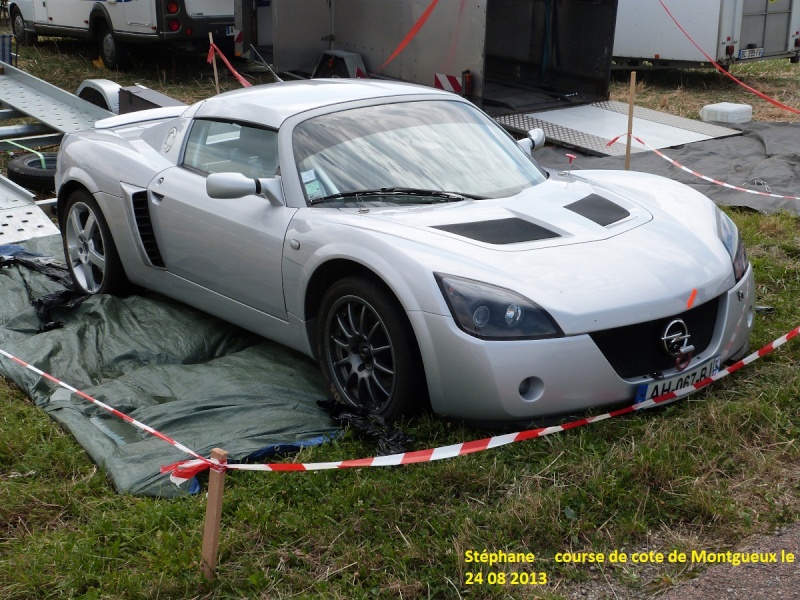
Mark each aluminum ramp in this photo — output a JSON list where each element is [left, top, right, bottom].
[[0, 177, 59, 244], [496, 101, 741, 157], [0, 61, 113, 150], [0, 61, 113, 242]]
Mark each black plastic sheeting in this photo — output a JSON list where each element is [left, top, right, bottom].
[[317, 398, 413, 456], [0, 236, 337, 497], [537, 121, 800, 215]]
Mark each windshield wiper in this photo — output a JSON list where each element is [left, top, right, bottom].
[[310, 187, 481, 205]]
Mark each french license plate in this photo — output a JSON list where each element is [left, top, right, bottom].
[[225, 25, 235, 37], [739, 47, 764, 59], [635, 356, 720, 403]]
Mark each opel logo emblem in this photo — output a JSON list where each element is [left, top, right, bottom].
[[661, 319, 695, 371]]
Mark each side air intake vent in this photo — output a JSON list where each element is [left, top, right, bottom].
[[131, 191, 165, 268], [565, 194, 630, 226], [433, 218, 559, 244]]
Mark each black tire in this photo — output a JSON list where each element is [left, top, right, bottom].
[[97, 25, 130, 70], [7, 152, 57, 194], [61, 189, 130, 295], [11, 7, 37, 46], [317, 276, 426, 422]]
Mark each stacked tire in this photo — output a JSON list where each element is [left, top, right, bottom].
[[7, 152, 58, 194]]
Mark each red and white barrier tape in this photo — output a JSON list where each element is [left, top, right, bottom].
[[162, 324, 800, 484], [2, 325, 797, 487], [0, 349, 208, 463], [207, 42, 252, 88], [657, 0, 800, 115], [608, 133, 800, 202]]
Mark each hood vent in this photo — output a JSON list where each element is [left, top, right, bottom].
[[566, 194, 630, 226], [433, 218, 560, 245]]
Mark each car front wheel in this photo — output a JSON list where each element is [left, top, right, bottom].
[[62, 190, 129, 295], [317, 276, 425, 421]]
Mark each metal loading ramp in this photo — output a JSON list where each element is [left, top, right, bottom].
[[495, 101, 741, 157], [0, 61, 113, 243], [0, 62, 113, 141], [0, 177, 59, 244]]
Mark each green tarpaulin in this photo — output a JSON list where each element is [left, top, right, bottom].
[[0, 236, 335, 497]]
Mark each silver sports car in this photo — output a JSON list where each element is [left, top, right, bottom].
[[56, 79, 754, 423]]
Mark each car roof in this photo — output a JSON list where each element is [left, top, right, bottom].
[[191, 78, 458, 127]]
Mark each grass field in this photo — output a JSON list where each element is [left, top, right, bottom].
[[1, 27, 800, 600]]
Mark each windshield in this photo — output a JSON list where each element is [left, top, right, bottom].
[[292, 100, 547, 205]]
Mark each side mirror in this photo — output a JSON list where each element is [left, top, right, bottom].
[[517, 128, 546, 156], [206, 172, 285, 207]]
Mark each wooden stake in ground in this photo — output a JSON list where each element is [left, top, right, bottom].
[[625, 71, 636, 171], [201, 447, 228, 580], [209, 33, 220, 95]]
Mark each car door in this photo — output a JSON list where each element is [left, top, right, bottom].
[[147, 119, 295, 320]]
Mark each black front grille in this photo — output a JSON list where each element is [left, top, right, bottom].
[[131, 192, 165, 268], [589, 297, 720, 379]]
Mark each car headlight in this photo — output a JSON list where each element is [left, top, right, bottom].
[[435, 273, 563, 340], [717, 209, 748, 282]]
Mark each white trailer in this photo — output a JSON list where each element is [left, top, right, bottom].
[[613, 0, 800, 69], [235, 0, 620, 115]]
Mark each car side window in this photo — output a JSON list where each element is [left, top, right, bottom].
[[182, 120, 279, 178]]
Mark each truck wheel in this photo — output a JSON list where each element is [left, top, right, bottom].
[[7, 152, 57, 194], [98, 25, 131, 70], [11, 7, 37, 46]]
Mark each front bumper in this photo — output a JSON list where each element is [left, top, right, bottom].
[[412, 267, 755, 422]]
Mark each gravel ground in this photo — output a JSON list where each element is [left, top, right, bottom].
[[659, 522, 800, 599], [555, 523, 800, 599]]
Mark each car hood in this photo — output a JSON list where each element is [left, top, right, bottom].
[[361, 176, 653, 249], [330, 174, 735, 333]]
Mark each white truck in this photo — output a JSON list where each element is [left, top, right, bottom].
[[10, 0, 235, 70], [613, 0, 800, 69]]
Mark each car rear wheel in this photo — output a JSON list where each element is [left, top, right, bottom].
[[317, 276, 425, 422], [62, 190, 129, 295]]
